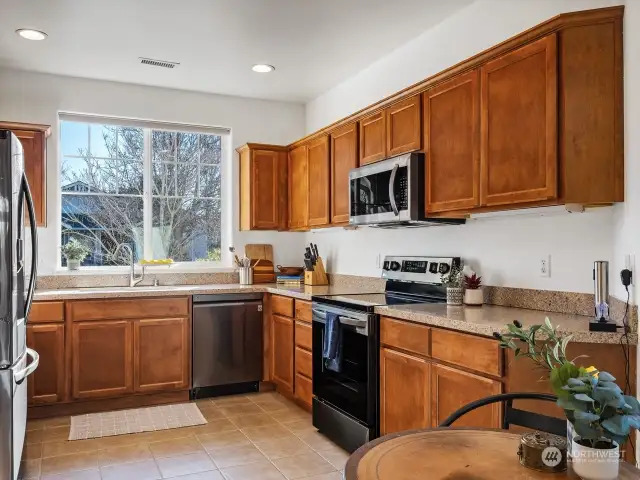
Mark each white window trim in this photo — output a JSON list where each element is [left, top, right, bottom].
[[56, 112, 233, 273]]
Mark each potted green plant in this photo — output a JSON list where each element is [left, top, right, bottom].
[[441, 265, 463, 305], [61, 238, 90, 270], [463, 273, 483, 306], [494, 319, 639, 480]]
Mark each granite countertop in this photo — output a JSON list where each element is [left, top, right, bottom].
[[34, 284, 633, 345]]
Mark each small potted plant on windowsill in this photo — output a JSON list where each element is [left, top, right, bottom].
[[463, 272, 483, 306], [61, 238, 89, 270], [494, 319, 640, 480], [441, 265, 463, 305]]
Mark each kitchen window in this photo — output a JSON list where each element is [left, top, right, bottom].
[[59, 114, 227, 268]]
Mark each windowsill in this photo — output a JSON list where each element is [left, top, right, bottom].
[[47, 264, 236, 276]]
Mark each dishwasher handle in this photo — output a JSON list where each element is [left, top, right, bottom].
[[193, 301, 262, 309]]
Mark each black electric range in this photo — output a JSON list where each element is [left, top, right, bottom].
[[310, 255, 460, 453]]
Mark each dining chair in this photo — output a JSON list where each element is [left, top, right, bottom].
[[439, 392, 567, 437]]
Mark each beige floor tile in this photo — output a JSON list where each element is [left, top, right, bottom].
[[211, 395, 253, 406], [269, 408, 312, 424], [41, 451, 101, 476], [98, 443, 154, 466], [42, 438, 104, 458], [21, 458, 41, 479], [41, 469, 101, 480], [317, 448, 349, 470], [220, 462, 286, 480], [26, 429, 45, 445], [283, 420, 316, 434], [207, 444, 266, 468], [189, 418, 237, 434], [44, 417, 71, 429], [271, 452, 336, 479], [194, 398, 215, 406], [27, 419, 47, 432], [217, 403, 263, 417], [149, 436, 203, 458], [23, 441, 43, 459], [91, 432, 145, 449], [295, 431, 340, 452], [155, 452, 216, 478], [100, 459, 161, 480], [229, 414, 277, 429], [300, 473, 343, 480], [240, 424, 292, 442], [200, 408, 226, 421], [254, 435, 314, 460], [196, 430, 250, 450], [42, 425, 71, 443], [164, 471, 224, 480]]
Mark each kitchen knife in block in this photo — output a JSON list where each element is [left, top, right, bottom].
[[304, 256, 328, 286]]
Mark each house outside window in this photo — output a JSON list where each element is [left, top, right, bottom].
[[59, 114, 227, 268]]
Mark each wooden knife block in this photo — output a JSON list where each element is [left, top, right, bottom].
[[304, 257, 328, 286]]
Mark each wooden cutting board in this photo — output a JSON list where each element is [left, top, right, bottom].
[[244, 244, 274, 264]]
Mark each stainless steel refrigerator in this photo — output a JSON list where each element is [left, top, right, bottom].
[[0, 130, 39, 480]]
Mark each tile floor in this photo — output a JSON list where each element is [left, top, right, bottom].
[[22, 392, 348, 480]]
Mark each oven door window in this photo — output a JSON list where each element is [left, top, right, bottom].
[[312, 321, 369, 424], [350, 166, 408, 217]]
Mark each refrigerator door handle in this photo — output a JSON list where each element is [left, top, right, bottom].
[[22, 173, 38, 320], [14, 348, 39, 385]]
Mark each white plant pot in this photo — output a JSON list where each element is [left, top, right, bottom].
[[571, 437, 619, 480], [464, 288, 484, 306], [446, 287, 464, 305], [67, 258, 81, 270]]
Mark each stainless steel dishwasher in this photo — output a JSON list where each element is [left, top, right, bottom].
[[191, 293, 263, 399]]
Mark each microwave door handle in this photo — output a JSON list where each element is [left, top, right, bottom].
[[389, 163, 399, 216]]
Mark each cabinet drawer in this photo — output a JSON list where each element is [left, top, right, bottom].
[[295, 300, 312, 323], [69, 297, 189, 321], [380, 317, 430, 358], [272, 295, 294, 317], [295, 346, 312, 378], [431, 328, 502, 377], [29, 302, 64, 324], [295, 373, 313, 407], [295, 321, 312, 351]]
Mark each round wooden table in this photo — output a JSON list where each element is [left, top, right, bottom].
[[345, 428, 640, 479]]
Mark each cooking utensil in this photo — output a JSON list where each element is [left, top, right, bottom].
[[312, 244, 319, 263], [229, 246, 242, 267], [304, 258, 314, 271], [276, 265, 305, 276], [309, 243, 317, 264]]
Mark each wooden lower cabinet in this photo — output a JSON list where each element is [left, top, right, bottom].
[[380, 348, 430, 435], [430, 363, 502, 428], [71, 320, 133, 400], [134, 318, 189, 393], [272, 314, 294, 394], [27, 324, 65, 405]]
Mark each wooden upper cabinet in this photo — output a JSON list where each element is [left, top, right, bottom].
[[380, 348, 430, 435], [0, 122, 50, 226], [480, 34, 558, 207], [271, 314, 294, 394], [386, 95, 422, 157], [431, 363, 502, 429], [238, 144, 287, 231], [288, 144, 309, 230], [71, 320, 133, 400], [134, 317, 190, 393], [307, 135, 330, 227], [359, 111, 386, 166], [424, 70, 480, 213], [330, 122, 358, 224], [27, 324, 65, 405]]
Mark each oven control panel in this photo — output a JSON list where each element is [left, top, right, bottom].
[[382, 256, 461, 284]]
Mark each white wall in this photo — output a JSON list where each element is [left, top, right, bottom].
[[0, 68, 307, 274], [304, 0, 626, 294]]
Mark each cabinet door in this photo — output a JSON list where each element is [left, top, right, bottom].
[[386, 95, 422, 157], [330, 122, 358, 224], [13, 129, 46, 226], [431, 363, 502, 429], [134, 317, 189, 393], [424, 70, 480, 213], [71, 321, 133, 399], [307, 135, 330, 227], [359, 111, 386, 165], [380, 348, 430, 435], [288, 145, 309, 229], [480, 34, 557, 206], [26, 324, 65, 405], [271, 314, 294, 394], [251, 149, 279, 230]]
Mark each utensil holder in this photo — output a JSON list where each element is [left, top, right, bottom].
[[304, 257, 329, 286], [239, 267, 254, 285]]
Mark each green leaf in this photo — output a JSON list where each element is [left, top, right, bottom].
[[574, 393, 595, 402], [567, 378, 586, 387], [592, 387, 625, 408], [560, 334, 573, 357], [598, 381, 622, 393], [602, 415, 631, 436], [557, 397, 585, 411], [573, 420, 601, 439], [623, 395, 640, 415], [574, 410, 601, 423], [552, 342, 561, 365], [627, 415, 640, 430], [598, 371, 616, 382], [545, 317, 553, 330]]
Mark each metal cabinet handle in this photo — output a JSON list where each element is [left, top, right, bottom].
[[14, 348, 39, 385], [389, 164, 399, 216]]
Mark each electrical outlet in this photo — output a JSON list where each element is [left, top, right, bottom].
[[540, 256, 550, 277]]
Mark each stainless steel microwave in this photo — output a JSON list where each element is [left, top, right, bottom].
[[348, 152, 465, 228]]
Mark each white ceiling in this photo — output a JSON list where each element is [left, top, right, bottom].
[[0, 0, 472, 103]]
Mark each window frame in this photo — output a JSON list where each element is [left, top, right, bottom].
[[57, 113, 231, 272]]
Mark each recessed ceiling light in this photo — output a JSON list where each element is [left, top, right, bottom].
[[16, 29, 48, 41], [252, 64, 275, 73]]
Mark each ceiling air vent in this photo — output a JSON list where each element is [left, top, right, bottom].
[[139, 57, 180, 69]]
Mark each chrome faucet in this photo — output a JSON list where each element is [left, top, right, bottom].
[[113, 243, 145, 287]]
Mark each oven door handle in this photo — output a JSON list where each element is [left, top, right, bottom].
[[312, 308, 369, 335], [389, 163, 399, 216], [312, 307, 369, 324]]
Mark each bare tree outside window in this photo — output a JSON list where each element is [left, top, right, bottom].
[[60, 121, 223, 267]]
